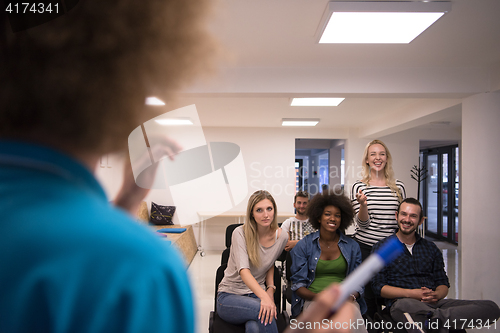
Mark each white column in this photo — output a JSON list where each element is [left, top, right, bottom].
[[461, 92, 500, 306]]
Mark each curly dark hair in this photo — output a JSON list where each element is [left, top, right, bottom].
[[0, 0, 216, 155], [306, 190, 354, 233]]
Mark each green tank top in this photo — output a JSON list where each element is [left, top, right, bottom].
[[308, 253, 347, 294]]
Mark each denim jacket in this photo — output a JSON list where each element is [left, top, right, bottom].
[[290, 230, 367, 318]]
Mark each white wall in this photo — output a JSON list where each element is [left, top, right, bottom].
[[461, 92, 500, 316], [329, 144, 343, 193], [94, 153, 125, 201], [198, 127, 351, 250], [96, 126, 350, 250]]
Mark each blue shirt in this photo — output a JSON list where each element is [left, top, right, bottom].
[[290, 230, 367, 318], [0, 141, 194, 333], [371, 233, 450, 308]]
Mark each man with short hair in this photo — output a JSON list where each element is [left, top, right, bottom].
[[372, 198, 500, 333], [281, 191, 316, 251]]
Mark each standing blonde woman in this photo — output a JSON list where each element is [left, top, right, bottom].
[[351, 140, 406, 318], [217, 190, 288, 333], [351, 140, 406, 258]]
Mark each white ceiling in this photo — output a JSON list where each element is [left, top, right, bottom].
[[167, 0, 500, 138]]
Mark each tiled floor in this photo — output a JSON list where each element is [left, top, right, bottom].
[[188, 241, 460, 333], [188, 250, 223, 333], [433, 240, 460, 299]]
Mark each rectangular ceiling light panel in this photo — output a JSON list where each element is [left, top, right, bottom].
[[155, 118, 194, 126], [319, 2, 451, 44], [145, 97, 166, 106], [291, 97, 345, 106], [282, 118, 320, 127]]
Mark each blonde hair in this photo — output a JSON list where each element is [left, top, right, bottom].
[[244, 190, 278, 267], [361, 140, 402, 202]]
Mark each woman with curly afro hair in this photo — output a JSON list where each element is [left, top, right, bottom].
[[289, 191, 368, 332]]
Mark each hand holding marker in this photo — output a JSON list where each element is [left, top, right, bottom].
[[331, 237, 404, 313]]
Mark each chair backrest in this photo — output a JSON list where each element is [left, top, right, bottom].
[[272, 265, 282, 313], [221, 248, 230, 266], [213, 263, 282, 313], [214, 263, 228, 310], [276, 249, 287, 263], [225, 223, 243, 248], [285, 251, 292, 282]]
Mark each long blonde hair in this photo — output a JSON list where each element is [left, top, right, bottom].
[[244, 190, 278, 267], [361, 140, 402, 202]]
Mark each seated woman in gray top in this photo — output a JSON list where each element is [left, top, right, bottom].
[[217, 190, 288, 333]]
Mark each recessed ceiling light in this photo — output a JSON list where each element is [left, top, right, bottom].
[[155, 118, 193, 126], [318, 1, 451, 44], [282, 118, 320, 127], [145, 97, 166, 106], [291, 98, 345, 106]]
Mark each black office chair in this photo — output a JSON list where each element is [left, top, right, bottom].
[[225, 223, 243, 248], [221, 224, 243, 265], [282, 251, 293, 314], [209, 263, 290, 333]]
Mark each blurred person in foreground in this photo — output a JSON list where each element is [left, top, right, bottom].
[[0, 1, 215, 332], [286, 283, 356, 333], [0, 1, 357, 332]]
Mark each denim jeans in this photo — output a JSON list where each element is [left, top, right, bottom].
[[217, 292, 278, 333]]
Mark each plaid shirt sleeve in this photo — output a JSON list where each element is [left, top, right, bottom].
[[428, 241, 450, 288]]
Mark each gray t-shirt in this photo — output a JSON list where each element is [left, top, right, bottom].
[[218, 226, 288, 295]]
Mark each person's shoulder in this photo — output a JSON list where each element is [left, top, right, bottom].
[[372, 234, 397, 252], [233, 225, 245, 237], [340, 232, 357, 243], [45, 206, 186, 273], [418, 237, 439, 250], [292, 232, 315, 253], [277, 227, 288, 244], [352, 180, 366, 188], [301, 230, 318, 243], [93, 211, 182, 263], [351, 181, 366, 195], [342, 232, 361, 248], [395, 179, 405, 187]]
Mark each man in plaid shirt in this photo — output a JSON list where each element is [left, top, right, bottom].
[[372, 198, 500, 332]]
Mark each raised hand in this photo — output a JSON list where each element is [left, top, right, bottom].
[[355, 189, 367, 206]]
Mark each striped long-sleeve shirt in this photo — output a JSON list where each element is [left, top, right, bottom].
[[350, 180, 406, 247]]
